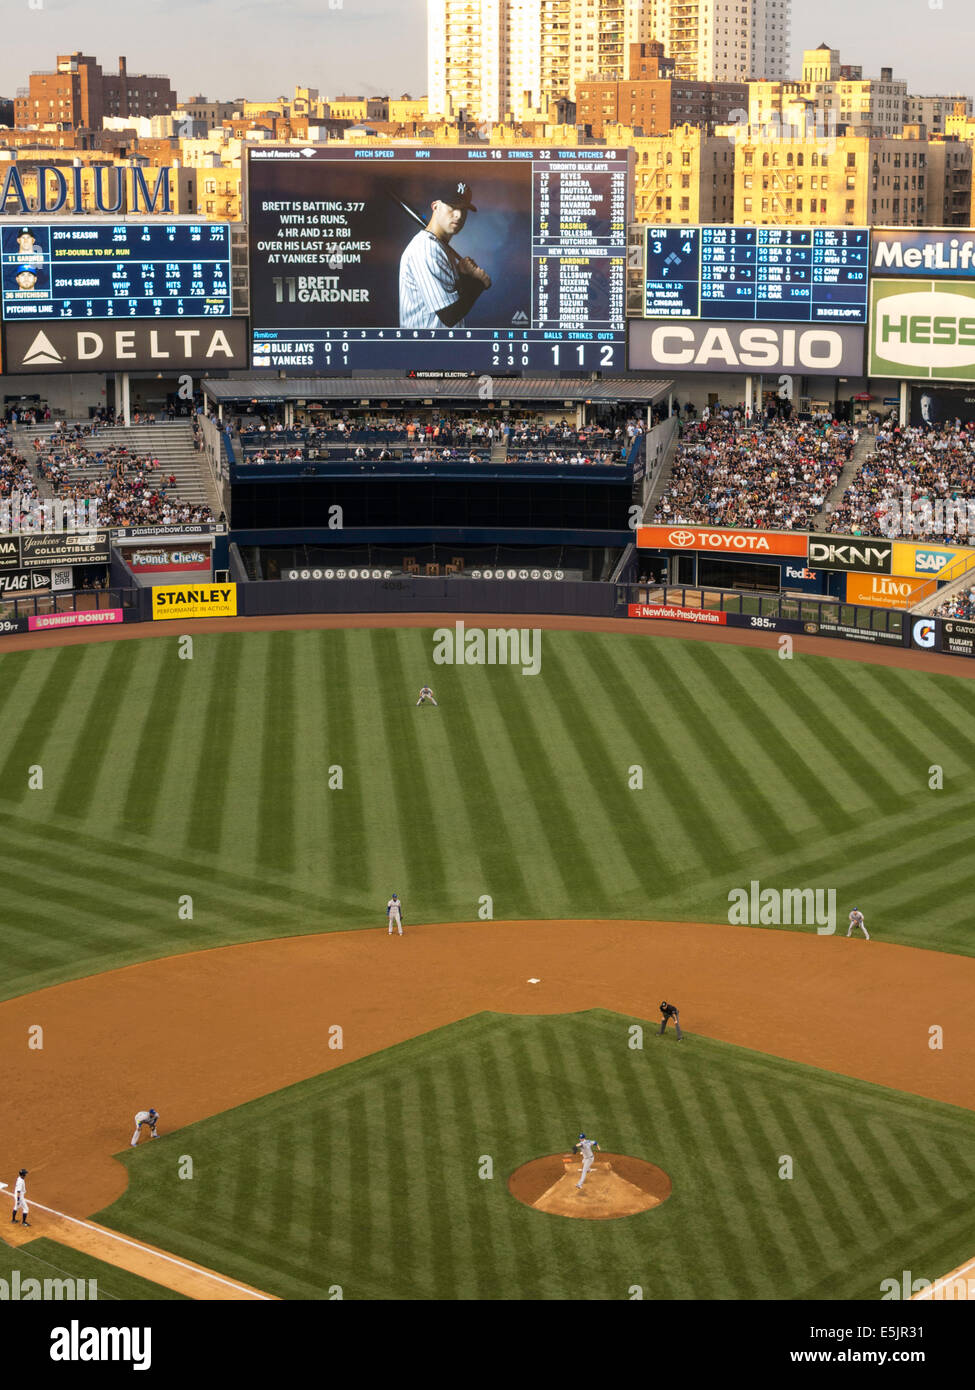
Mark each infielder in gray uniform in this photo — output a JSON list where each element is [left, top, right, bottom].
[[399, 180, 491, 330], [573, 1133, 600, 1190]]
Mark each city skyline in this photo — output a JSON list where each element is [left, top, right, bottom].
[[0, 0, 971, 111]]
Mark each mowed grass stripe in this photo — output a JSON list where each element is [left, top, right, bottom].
[[540, 640, 664, 895], [319, 630, 372, 895], [651, 643, 812, 851], [118, 640, 190, 839], [367, 630, 447, 900], [51, 644, 135, 821], [431, 667, 534, 913], [794, 661, 905, 802], [877, 667, 975, 770], [829, 661, 949, 787], [256, 631, 297, 875], [0, 646, 84, 806], [682, 643, 856, 827], [573, 636, 712, 880], [630, 642, 755, 864], [185, 633, 245, 856], [495, 658, 606, 906]]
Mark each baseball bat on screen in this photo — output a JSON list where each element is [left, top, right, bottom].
[[386, 191, 466, 271]]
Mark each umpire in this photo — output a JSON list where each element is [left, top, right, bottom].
[[658, 1001, 683, 1041]]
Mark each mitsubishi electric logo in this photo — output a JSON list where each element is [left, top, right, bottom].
[[21, 331, 64, 367]]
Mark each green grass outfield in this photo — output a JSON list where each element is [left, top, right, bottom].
[[1, 625, 974, 1001], [96, 1010, 975, 1301]]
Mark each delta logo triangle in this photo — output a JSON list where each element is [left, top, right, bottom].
[[22, 330, 63, 367]]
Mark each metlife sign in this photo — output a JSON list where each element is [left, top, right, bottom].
[[628, 319, 864, 375], [871, 228, 975, 279], [869, 279, 975, 381]]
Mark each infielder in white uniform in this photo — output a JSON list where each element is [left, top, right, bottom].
[[10, 1168, 30, 1225], [387, 893, 404, 936], [573, 1133, 600, 1190], [416, 685, 438, 706], [847, 909, 870, 940], [399, 181, 491, 331], [131, 1108, 159, 1146]]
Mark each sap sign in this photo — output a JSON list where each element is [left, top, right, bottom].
[[628, 320, 864, 376], [870, 280, 975, 380]]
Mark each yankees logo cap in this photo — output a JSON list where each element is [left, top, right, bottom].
[[432, 180, 477, 212]]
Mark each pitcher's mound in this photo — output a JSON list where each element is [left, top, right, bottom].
[[508, 1153, 672, 1220]]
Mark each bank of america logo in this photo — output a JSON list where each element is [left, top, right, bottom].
[[512, 309, 529, 323], [21, 330, 62, 366]]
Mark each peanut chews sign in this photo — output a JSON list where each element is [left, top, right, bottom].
[[4, 319, 248, 374], [151, 585, 237, 620]]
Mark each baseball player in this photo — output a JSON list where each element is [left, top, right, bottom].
[[416, 685, 438, 706], [130, 1108, 159, 1146], [658, 1000, 683, 1040], [13, 267, 38, 291], [399, 181, 491, 331], [573, 1133, 600, 1190], [387, 894, 404, 936], [16, 228, 37, 255], [847, 909, 870, 940], [10, 1169, 30, 1226]]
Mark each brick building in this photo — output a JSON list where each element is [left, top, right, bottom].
[[576, 42, 745, 137], [14, 54, 176, 131]]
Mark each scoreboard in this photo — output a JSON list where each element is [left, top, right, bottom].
[[247, 146, 630, 373], [0, 221, 232, 320], [644, 225, 869, 323]]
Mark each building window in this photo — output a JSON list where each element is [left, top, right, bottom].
[[743, 197, 753, 211]]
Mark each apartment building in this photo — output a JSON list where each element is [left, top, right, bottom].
[[619, 122, 736, 222]]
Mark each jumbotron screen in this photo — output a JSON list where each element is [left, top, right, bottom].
[[643, 225, 870, 323], [0, 220, 232, 320], [246, 146, 631, 372]]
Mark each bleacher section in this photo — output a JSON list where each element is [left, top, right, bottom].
[[13, 420, 220, 516]]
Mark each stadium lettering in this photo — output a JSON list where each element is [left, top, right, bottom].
[[0, 164, 171, 215]]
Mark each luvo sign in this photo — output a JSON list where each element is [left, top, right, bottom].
[[870, 279, 975, 380]]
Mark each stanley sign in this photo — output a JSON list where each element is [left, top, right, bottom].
[[3, 318, 249, 374]]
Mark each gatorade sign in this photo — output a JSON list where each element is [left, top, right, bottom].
[[870, 280, 975, 380], [152, 584, 237, 620]]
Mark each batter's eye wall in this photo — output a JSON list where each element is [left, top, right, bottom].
[[230, 477, 634, 530]]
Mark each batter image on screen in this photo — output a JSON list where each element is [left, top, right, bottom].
[[397, 180, 492, 330]]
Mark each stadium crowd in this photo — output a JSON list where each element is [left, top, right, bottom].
[[36, 443, 213, 528], [1, 428, 40, 506], [934, 586, 975, 619], [826, 421, 975, 543], [238, 411, 644, 468], [653, 412, 854, 530]]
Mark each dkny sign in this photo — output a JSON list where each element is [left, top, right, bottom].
[[4, 318, 249, 374]]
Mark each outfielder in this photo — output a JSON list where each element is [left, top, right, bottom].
[[847, 909, 870, 940], [416, 685, 438, 706], [387, 893, 404, 936], [399, 181, 491, 331], [573, 1134, 600, 1190], [10, 1169, 30, 1226], [130, 1108, 159, 1146]]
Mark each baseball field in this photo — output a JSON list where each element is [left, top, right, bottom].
[[2, 616, 975, 1300]]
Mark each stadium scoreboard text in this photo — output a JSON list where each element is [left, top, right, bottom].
[[0, 221, 232, 320], [643, 225, 869, 323], [247, 146, 630, 372]]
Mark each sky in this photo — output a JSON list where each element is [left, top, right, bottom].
[[0, 0, 972, 105]]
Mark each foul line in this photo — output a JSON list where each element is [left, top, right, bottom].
[[24, 1200, 275, 1300], [911, 1255, 975, 1300]]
